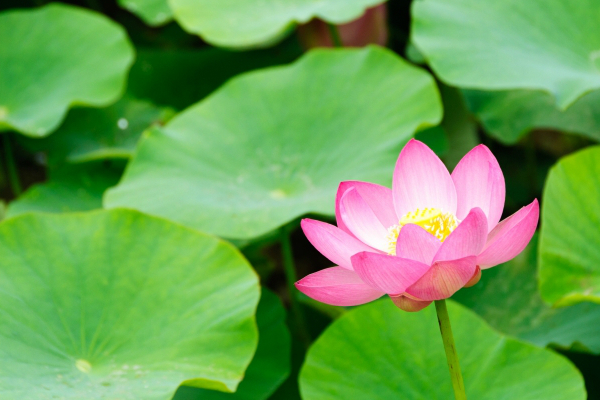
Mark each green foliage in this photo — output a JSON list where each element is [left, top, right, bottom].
[[127, 44, 302, 111], [5, 162, 123, 218], [169, 0, 385, 48], [454, 235, 600, 354], [104, 46, 442, 239], [3, 1, 600, 398], [173, 289, 290, 400], [464, 89, 600, 144], [412, 0, 600, 109], [300, 300, 585, 399], [0, 4, 134, 137], [539, 146, 600, 306], [19, 96, 173, 164], [118, 0, 172, 26], [0, 210, 260, 399]]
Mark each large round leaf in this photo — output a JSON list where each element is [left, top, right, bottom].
[[454, 235, 600, 354], [539, 146, 600, 306], [104, 46, 442, 239], [19, 96, 174, 164], [118, 0, 173, 26], [5, 162, 123, 219], [173, 289, 290, 400], [300, 300, 585, 400], [0, 4, 134, 137], [0, 210, 260, 399], [168, 0, 385, 48], [412, 0, 600, 109], [463, 89, 600, 144]]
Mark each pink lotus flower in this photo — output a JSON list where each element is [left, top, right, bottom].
[[295, 139, 539, 312]]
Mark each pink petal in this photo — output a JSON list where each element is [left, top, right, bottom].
[[452, 145, 505, 232], [406, 256, 477, 301], [335, 181, 398, 234], [301, 219, 378, 270], [295, 267, 384, 306], [478, 199, 539, 269], [392, 139, 457, 219], [351, 252, 431, 296], [433, 208, 488, 262], [390, 294, 432, 312], [464, 266, 482, 288], [396, 224, 441, 264], [339, 188, 389, 251]]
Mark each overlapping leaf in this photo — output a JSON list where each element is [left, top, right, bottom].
[[0, 210, 260, 399], [5, 162, 123, 218], [118, 0, 172, 26], [19, 96, 173, 164], [412, 0, 600, 109], [300, 300, 585, 399], [168, 0, 385, 48], [0, 4, 134, 136], [105, 46, 442, 239], [464, 89, 600, 144], [539, 146, 600, 306], [173, 289, 290, 400]]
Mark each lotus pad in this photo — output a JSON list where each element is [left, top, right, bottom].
[[0, 210, 260, 399], [104, 46, 442, 239]]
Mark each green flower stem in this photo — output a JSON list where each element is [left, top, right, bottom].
[[280, 226, 311, 348], [3, 133, 21, 197], [435, 299, 467, 400], [327, 23, 343, 47]]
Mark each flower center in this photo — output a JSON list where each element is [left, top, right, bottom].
[[386, 208, 458, 255]]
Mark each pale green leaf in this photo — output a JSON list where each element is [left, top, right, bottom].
[[463, 89, 600, 144], [300, 300, 585, 399], [104, 47, 442, 239], [0, 4, 134, 136], [412, 0, 600, 109], [539, 146, 600, 306], [0, 210, 260, 399]]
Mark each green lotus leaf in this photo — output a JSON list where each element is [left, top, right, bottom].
[[0, 4, 134, 137], [104, 46, 442, 239], [168, 0, 385, 48], [300, 300, 585, 399], [19, 96, 174, 164], [539, 146, 600, 306], [412, 0, 600, 109], [0, 209, 260, 399], [118, 0, 172, 26], [128, 44, 302, 111], [454, 235, 600, 354], [173, 289, 290, 400], [463, 89, 600, 144], [5, 162, 123, 219]]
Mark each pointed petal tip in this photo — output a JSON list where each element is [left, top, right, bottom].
[[294, 267, 384, 306], [393, 135, 456, 217], [300, 218, 375, 270], [477, 198, 539, 269]]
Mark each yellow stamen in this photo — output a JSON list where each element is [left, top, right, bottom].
[[387, 208, 458, 255]]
